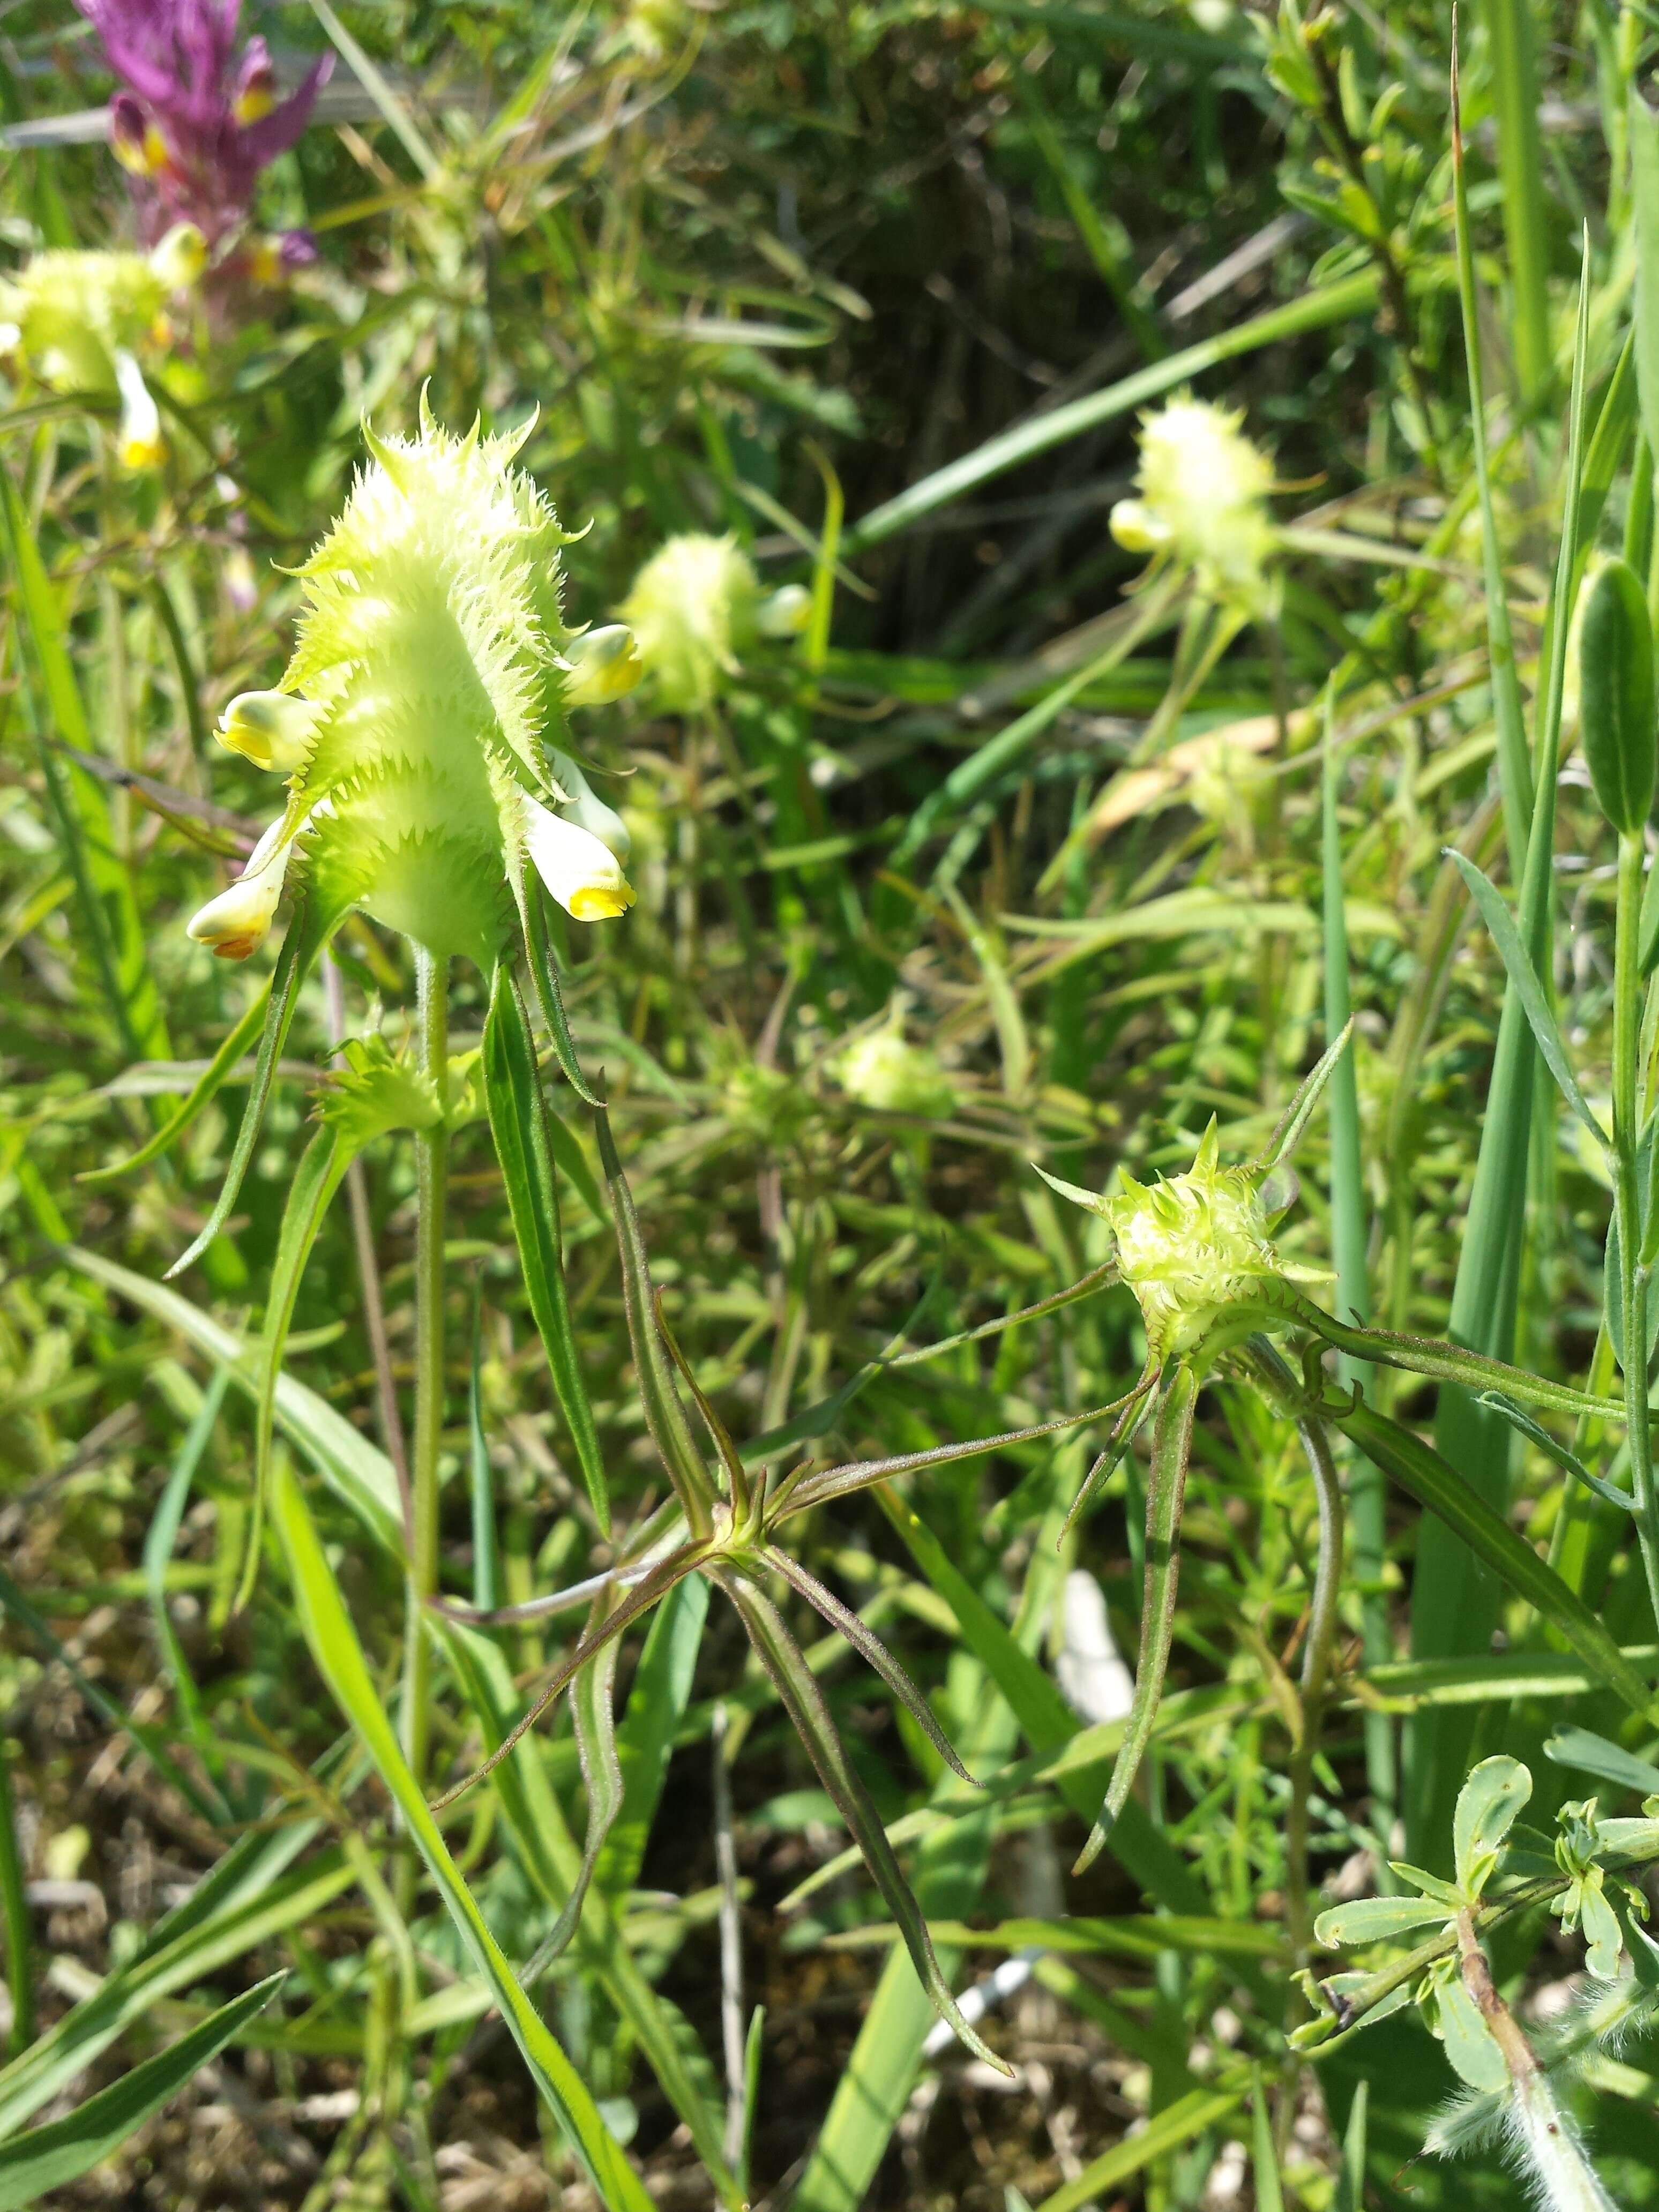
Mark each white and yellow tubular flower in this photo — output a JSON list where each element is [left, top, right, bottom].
[[187, 400, 638, 965], [1110, 393, 1276, 611], [113, 349, 165, 471]]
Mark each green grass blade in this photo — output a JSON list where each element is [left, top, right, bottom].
[[483, 965, 609, 1528], [440, 1617, 741, 2203], [144, 1369, 234, 1804], [246, 1126, 353, 1611], [1486, 0, 1552, 406], [1251, 2075, 1285, 2212], [0, 1742, 32, 2058], [0, 1971, 285, 2211], [791, 1683, 1019, 2212], [65, 1249, 403, 1552], [1631, 91, 1659, 463], [0, 466, 167, 1064], [77, 984, 271, 1188], [1409, 234, 1596, 1857], [1452, 36, 1532, 870], [1031, 2087, 1243, 2212], [595, 1574, 710, 1899], [0, 1828, 337, 2138], [1322, 711, 1391, 1834], [270, 1462, 655, 2212], [844, 272, 1381, 551], [1344, 1402, 1655, 1721]]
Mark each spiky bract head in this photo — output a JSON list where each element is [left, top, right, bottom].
[[190, 404, 636, 966], [1102, 1130, 1284, 1359], [619, 532, 763, 711], [836, 1028, 956, 1119], [1110, 394, 1275, 611]]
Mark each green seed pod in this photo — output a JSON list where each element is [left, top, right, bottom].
[[1580, 555, 1657, 835]]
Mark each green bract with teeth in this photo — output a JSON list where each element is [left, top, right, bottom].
[[188, 397, 637, 970], [1041, 1122, 1326, 1364]]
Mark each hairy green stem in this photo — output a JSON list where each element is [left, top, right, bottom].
[[1612, 833, 1659, 1628], [403, 948, 450, 1792]]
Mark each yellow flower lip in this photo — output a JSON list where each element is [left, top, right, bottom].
[[567, 881, 636, 921]]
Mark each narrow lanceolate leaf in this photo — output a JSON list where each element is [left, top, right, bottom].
[[483, 963, 609, 1529], [717, 1567, 1011, 2074], [527, 1587, 626, 1970], [167, 905, 332, 1280], [1476, 1393, 1634, 1512], [270, 1462, 654, 2212], [1030, 2087, 1244, 2212], [245, 1126, 353, 1610], [1579, 557, 1657, 834], [1074, 1365, 1196, 1874], [765, 1547, 977, 1784], [594, 1105, 713, 1519], [1449, 853, 1608, 1146], [1257, 1018, 1354, 1171], [0, 1974, 285, 2211], [1292, 1301, 1626, 1423], [1543, 1723, 1659, 1796], [1341, 1402, 1657, 1722], [77, 984, 270, 1186]]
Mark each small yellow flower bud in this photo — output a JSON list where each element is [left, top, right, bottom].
[[525, 799, 636, 922], [148, 223, 207, 292], [757, 584, 812, 638], [563, 624, 643, 707], [218, 691, 321, 773], [113, 350, 165, 472], [186, 817, 294, 960], [1108, 498, 1173, 556]]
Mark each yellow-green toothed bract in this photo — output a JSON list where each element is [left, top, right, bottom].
[[618, 530, 810, 712], [1040, 1120, 1328, 1366], [1109, 393, 1277, 612], [188, 400, 637, 968], [0, 223, 203, 469]]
